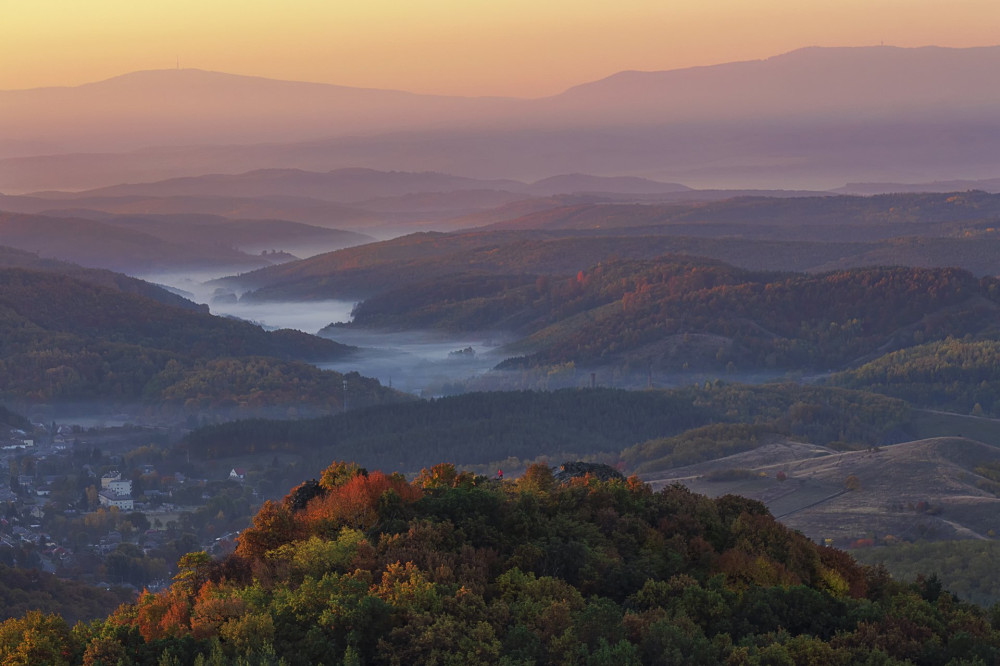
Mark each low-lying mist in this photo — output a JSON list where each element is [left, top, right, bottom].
[[136, 270, 791, 399], [139, 269, 510, 395], [139, 270, 356, 334], [316, 329, 510, 396]]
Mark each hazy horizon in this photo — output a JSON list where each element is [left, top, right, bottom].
[[6, 44, 1000, 193], [4, 0, 999, 98], [3, 43, 999, 99]]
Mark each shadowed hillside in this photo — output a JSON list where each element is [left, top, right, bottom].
[[0, 266, 407, 417]]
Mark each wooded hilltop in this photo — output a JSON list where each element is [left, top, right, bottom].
[[2, 460, 998, 664]]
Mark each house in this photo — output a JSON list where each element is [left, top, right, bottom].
[[229, 468, 247, 482]]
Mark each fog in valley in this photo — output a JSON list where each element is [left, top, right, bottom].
[[139, 269, 507, 396], [316, 330, 509, 396]]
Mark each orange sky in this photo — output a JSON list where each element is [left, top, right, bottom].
[[2, 0, 998, 97]]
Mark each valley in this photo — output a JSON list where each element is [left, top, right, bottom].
[[4, 39, 1000, 662]]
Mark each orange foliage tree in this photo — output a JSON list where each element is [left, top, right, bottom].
[[301, 471, 422, 534]]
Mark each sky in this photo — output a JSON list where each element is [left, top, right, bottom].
[[1, 0, 998, 98]]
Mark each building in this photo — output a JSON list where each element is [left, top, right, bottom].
[[107, 479, 132, 496], [98, 490, 133, 511], [100, 471, 122, 489], [98, 470, 133, 510]]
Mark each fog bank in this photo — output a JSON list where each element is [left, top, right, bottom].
[[139, 270, 356, 334], [316, 329, 509, 396]]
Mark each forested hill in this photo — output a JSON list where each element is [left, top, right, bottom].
[[0, 245, 206, 312], [7, 460, 1000, 664], [226, 190, 1000, 302], [508, 263, 1000, 373], [0, 268, 345, 362], [829, 338, 1000, 417], [0, 267, 402, 414], [339, 258, 1000, 377]]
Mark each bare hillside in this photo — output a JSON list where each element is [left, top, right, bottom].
[[645, 437, 1000, 546]]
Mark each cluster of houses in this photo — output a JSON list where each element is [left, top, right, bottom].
[[1, 423, 80, 452], [1, 428, 34, 451]]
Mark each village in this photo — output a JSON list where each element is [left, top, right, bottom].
[[0, 420, 266, 594]]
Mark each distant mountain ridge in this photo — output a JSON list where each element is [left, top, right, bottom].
[[0, 68, 515, 158], [4, 46, 1000, 191], [6, 45, 1000, 151], [551, 45, 1000, 122]]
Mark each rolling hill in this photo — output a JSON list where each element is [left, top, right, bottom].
[[224, 191, 1000, 304], [304, 255, 1000, 385], [828, 338, 1000, 417], [0, 245, 207, 311], [0, 192, 380, 230], [0, 212, 267, 273], [0, 266, 407, 417], [2, 169, 690, 235], [0, 210, 372, 272]]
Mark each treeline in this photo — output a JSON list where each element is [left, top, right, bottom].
[[6, 461, 1000, 664], [182, 383, 910, 474], [182, 388, 710, 470]]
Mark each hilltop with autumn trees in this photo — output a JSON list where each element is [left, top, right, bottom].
[[2, 460, 999, 664]]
